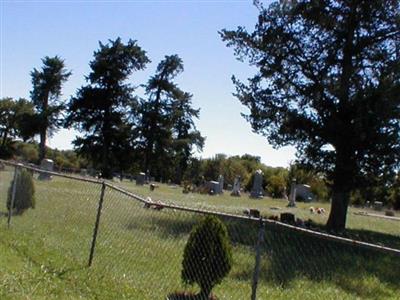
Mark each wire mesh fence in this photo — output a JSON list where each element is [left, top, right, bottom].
[[1, 160, 400, 299]]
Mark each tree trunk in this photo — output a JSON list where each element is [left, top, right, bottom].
[[101, 105, 112, 179], [39, 129, 47, 163], [326, 146, 354, 232], [326, 188, 350, 232], [1, 130, 8, 147], [198, 286, 212, 300]]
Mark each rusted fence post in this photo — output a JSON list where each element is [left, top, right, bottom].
[[88, 181, 106, 266], [7, 166, 19, 228], [251, 218, 265, 300]]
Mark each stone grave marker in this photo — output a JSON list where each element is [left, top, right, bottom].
[[250, 169, 264, 198], [231, 176, 241, 197], [207, 181, 221, 195], [288, 179, 297, 207], [38, 159, 54, 180], [374, 201, 383, 211], [218, 174, 224, 194], [295, 184, 315, 202], [136, 172, 146, 185]]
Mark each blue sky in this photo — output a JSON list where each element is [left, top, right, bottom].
[[1, 0, 296, 167]]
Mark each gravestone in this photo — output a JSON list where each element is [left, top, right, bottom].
[[374, 201, 383, 211], [295, 184, 315, 202], [218, 175, 224, 194], [136, 172, 146, 185], [249, 209, 260, 218], [80, 169, 87, 177], [38, 159, 54, 180], [207, 181, 221, 195], [288, 179, 297, 207], [280, 212, 295, 224], [250, 169, 264, 198], [231, 176, 241, 197]]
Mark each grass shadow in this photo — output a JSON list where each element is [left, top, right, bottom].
[[257, 225, 400, 297], [127, 211, 400, 298]]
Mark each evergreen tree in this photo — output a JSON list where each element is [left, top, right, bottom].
[[181, 216, 232, 299], [138, 55, 184, 181], [66, 38, 149, 178], [221, 0, 400, 231], [171, 91, 204, 183], [30, 56, 71, 162]]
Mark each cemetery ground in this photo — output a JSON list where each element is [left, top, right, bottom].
[[0, 168, 399, 299]]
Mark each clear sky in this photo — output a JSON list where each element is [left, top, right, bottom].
[[0, 0, 296, 167]]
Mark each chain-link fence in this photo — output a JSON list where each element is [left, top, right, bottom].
[[1, 160, 400, 299]]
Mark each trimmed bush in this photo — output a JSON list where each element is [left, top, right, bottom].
[[181, 216, 232, 299], [7, 168, 35, 214]]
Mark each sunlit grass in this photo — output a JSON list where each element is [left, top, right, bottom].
[[0, 167, 399, 299]]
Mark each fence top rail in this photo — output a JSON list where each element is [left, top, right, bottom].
[[0, 159, 103, 185], [2, 159, 400, 257]]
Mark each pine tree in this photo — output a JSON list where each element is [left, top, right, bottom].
[[66, 38, 149, 178], [31, 56, 71, 162]]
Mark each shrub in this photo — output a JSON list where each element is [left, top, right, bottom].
[[266, 174, 286, 198], [7, 168, 35, 214], [181, 216, 232, 299]]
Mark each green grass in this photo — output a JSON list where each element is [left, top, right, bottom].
[[0, 167, 399, 299]]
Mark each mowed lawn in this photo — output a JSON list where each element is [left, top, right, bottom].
[[1, 167, 400, 300]]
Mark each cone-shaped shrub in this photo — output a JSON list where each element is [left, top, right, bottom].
[[7, 169, 35, 214], [181, 215, 232, 299]]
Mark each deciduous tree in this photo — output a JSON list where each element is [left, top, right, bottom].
[[221, 0, 400, 231]]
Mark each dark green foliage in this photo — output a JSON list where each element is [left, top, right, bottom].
[[31, 56, 71, 162], [267, 174, 286, 198], [7, 169, 35, 214], [181, 216, 232, 299], [66, 38, 149, 178], [0, 98, 35, 158], [138, 55, 204, 182], [171, 91, 204, 183], [221, 0, 400, 231], [389, 175, 400, 210]]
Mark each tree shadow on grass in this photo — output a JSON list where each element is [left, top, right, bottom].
[[126, 209, 260, 247], [126, 211, 400, 298], [233, 225, 400, 298], [166, 292, 218, 300]]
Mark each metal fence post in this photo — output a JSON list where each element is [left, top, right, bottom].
[[7, 166, 19, 228], [88, 181, 106, 267], [251, 218, 265, 300]]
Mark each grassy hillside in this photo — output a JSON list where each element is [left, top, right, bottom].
[[1, 166, 399, 299]]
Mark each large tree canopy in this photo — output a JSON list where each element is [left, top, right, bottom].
[[31, 56, 71, 162], [138, 55, 204, 182], [221, 0, 400, 231], [66, 38, 150, 178]]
